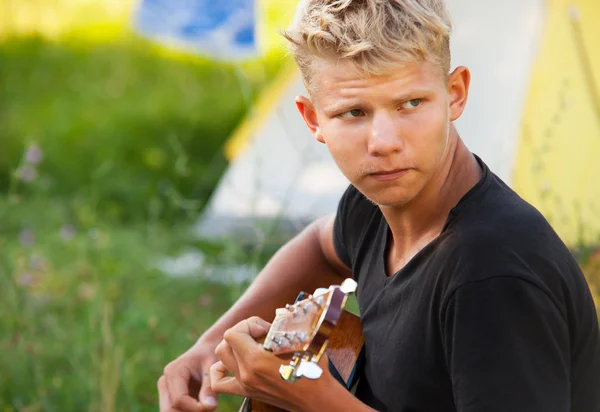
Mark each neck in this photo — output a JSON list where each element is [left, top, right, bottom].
[[379, 126, 482, 274]]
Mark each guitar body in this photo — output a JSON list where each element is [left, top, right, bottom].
[[239, 310, 364, 412]]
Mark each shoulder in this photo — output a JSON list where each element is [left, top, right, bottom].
[[450, 170, 570, 267], [442, 175, 581, 312]]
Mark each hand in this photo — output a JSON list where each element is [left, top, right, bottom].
[[158, 338, 221, 412], [210, 316, 332, 411]]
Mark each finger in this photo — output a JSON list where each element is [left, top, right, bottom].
[[222, 328, 264, 358], [157, 376, 171, 412], [210, 360, 246, 397], [171, 395, 203, 412], [198, 363, 219, 411], [247, 316, 272, 338], [165, 369, 203, 412], [223, 319, 271, 357], [224, 330, 280, 390], [229, 317, 272, 340], [215, 339, 240, 378]]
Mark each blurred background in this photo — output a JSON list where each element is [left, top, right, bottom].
[[0, 0, 598, 411]]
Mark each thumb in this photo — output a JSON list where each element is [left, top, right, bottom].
[[247, 316, 271, 339], [199, 363, 219, 410]]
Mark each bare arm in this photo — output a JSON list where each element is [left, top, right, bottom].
[[197, 213, 352, 347], [159, 214, 352, 411]]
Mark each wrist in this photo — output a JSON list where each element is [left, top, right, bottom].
[[191, 330, 223, 355]]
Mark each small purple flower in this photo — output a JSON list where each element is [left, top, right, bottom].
[[17, 273, 35, 286], [29, 253, 46, 271], [19, 230, 36, 247], [25, 145, 43, 164], [60, 225, 76, 242], [17, 166, 37, 182]]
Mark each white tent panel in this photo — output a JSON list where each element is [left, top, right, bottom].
[[451, 0, 545, 180], [195, 78, 349, 239]]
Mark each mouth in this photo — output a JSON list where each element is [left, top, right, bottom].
[[369, 168, 410, 182]]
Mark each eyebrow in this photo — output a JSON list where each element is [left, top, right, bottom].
[[322, 89, 431, 115], [323, 101, 361, 115]]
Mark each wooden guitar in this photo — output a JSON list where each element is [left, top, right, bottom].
[[239, 278, 365, 412]]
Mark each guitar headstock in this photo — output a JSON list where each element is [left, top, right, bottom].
[[262, 278, 358, 382], [263, 290, 329, 354]]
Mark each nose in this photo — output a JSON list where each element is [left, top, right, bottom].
[[367, 110, 404, 156]]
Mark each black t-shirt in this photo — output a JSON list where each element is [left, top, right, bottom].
[[333, 155, 600, 412]]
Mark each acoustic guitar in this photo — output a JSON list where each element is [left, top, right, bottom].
[[239, 278, 365, 412]]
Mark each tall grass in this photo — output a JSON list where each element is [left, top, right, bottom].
[[0, 195, 248, 410], [0, 1, 285, 410]]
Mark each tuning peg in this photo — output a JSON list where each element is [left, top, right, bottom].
[[283, 332, 295, 343], [313, 288, 328, 296], [279, 355, 301, 382], [340, 278, 358, 294], [296, 359, 323, 380], [279, 355, 323, 382], [294, 332, 307, 343], [285, 303, 300, 317], [279, 364, 297, 382], [313, 296, 325, 307], [271, 336, 287, 348]]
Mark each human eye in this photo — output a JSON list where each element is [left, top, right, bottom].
[[401, 99, 423, 110], [339, 109, 365, 119]]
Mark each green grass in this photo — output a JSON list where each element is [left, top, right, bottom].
[[0, 0, 292, 224], [0, 34, 285, 224], [0, 1, 287, 410], [0, 197, 253, 411]]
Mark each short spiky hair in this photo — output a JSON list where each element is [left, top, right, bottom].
[[283, 0, 453, 89]]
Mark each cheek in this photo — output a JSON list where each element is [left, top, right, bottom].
[[319, 122, 365, 177], [321, 121, 361, 155], [407, 107, 449, 154]]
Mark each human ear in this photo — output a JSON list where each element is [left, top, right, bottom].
[[447, 66, 471, 121], [295, 95, 325, 143]]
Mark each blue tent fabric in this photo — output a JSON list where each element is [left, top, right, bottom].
[[135, 0, 257, 59]]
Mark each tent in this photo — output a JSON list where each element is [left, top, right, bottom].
[[196, 0, 600, 247]]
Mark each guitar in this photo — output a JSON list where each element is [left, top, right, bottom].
[[239, 278, 365, 412]]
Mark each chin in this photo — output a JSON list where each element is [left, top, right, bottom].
[[369, 196, 412, 208], [357, 185, 415, 208]]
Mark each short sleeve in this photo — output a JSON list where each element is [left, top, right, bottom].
[[333, 185, 354, 268], [442, 277, 570, 412]]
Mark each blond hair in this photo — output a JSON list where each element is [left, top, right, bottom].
[[283, 0, 453, 89]]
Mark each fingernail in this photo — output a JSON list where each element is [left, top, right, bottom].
[[202, 396, 217, 407]]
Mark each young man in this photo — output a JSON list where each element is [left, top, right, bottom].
[[158, 1, 600, 411]]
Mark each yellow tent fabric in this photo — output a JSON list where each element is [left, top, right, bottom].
[[225, 61, 298, 160], [514, 0, 600, 245]]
